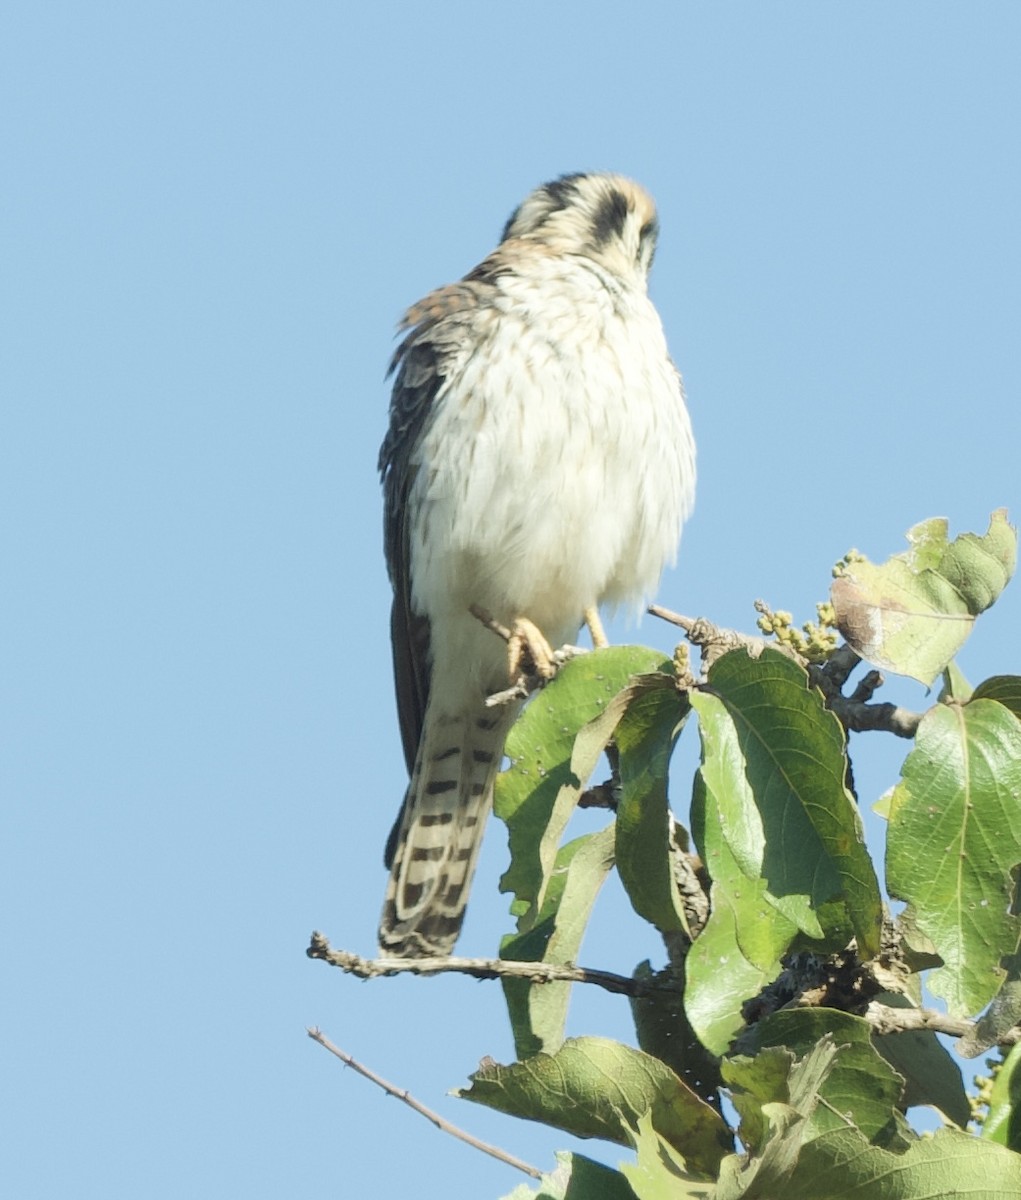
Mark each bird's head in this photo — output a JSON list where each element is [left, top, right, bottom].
[[500, 172, 660, 286]]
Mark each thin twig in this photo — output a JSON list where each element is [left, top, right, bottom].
[[307, 1028, 542, 1178], [647, 604, 697, 634], [307, 931, 659, 997], [647, 605, 784, 671]]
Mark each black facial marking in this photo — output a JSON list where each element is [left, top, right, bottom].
[[591, 189, 631, 247], [543, 173, 585, 210], [638, 216, 659, 265], [501, 173, 585, 242]]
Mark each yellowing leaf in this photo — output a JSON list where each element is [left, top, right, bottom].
[[831, 510, 1016, 685]]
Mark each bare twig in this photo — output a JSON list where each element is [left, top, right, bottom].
[[847, 668, 882, 703], [864, 1002, 1021, 1047], [648, 605, 777, 671], [484, 679, 533, 707], [826, 696, 923, 738], [307, 1028, 542, 1178], [647, 604, 697, 635], [809, 656, 923, 738], [815, 642, 862, 690], [649, 605, 924, 738], [307, 931, 660, 997]]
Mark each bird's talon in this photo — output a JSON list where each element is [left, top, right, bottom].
[[507, 617, 557, 683]]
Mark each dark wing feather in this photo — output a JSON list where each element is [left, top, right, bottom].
[[378, 278, 500, 785], [379, 339, 439, 776]]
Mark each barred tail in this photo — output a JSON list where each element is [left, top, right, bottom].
[[379, 705, 517, 957]]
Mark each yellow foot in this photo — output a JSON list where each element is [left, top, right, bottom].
[[507, 617, 557, 682], [584, 606, 609, 649]]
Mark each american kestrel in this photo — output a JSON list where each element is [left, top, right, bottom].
[[378, 172, 696, 957]]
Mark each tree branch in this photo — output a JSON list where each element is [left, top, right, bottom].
[[824, 694, 923, 738], [307, 1027, 542, 1179], [863, 1002, 1021, 1047], [648, 604, 780, 671], [307, 931, 660, 997], [648, 605, 924, 738]]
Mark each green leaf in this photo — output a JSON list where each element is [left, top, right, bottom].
[[501, 1151, 639, 1200], [886, 699, 1021, 1016], [496, 646, 669, 918], [629, 960, 722, 1103], [685, 648, 884, 1052], [501, 826, 616, 1058], [788, 1126, 1021, 1198], [831, 510, 1017, 685], [939, 661, 973, 703], [685, 767, 798, 1055], [715, 1040, 841, 1199], [717, 1037, 1021, 1198], [972, 675, 1021, 722], [981, 1040, 1021, 1152], [868, 992, 970, 1126], [960, 948, 1021, 1056], [458, 1036, 732, 1178], [691, 648, 882, 953], [614, 675, 691, 935], [734, 1009, 907, 1147], [619, 1112, 715, 1199]]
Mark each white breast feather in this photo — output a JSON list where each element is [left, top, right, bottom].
[[407, 253, 694, 708]]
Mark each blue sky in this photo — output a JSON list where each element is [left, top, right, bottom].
[[4, 4, 1020, 1197]]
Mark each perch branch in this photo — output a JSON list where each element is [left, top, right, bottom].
[[307, 1028, 541, 1178], [307, 931, 659, 997], [468, 603, 586, 706]]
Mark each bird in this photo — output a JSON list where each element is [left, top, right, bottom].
[[377, 172, 696, 957]]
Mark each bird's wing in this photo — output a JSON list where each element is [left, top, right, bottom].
[[380, 343, 437, 777], [379, 280, 496, 775]]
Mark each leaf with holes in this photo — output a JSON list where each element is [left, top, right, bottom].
[[831, 510, 1016, 685], [500, 1151, 639, 1200]]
